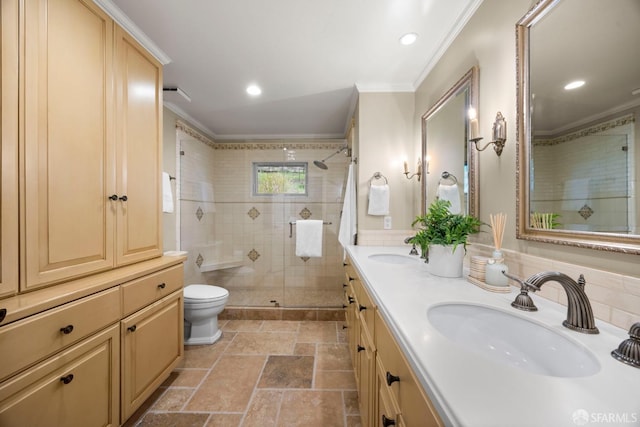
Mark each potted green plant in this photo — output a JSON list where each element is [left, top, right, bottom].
[[410, 199, 484, 277]]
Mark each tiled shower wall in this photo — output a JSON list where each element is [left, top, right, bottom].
[[179, 139, 350, 308], [531, 116, 636, 233]]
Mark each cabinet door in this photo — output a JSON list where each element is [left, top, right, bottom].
[[357, 326, 375, 427], [121, 290, 183, 422], [0, 0, 19, 298], [114, 28, 163, 266], [22, 0, 115, 290], [0, 324, 120, 427]]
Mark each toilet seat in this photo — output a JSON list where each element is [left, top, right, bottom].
[[184, 284, 229, 303]]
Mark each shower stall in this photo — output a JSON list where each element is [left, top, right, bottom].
[[177, 134, 350, 308]]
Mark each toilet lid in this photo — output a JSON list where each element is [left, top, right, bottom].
[[184, 284, 229, 301]]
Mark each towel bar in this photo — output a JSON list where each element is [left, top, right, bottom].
[[439, 171, 458, 185], [289, 221, 332, 238], [370, 171, 388, 185]]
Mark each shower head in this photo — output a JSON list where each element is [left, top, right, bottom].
[[313, 160, 328, 170], [313, 146, 349, 170]]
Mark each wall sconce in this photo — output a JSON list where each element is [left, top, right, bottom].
[[469, 110, 507, 156], [403, 158, 422, 181]]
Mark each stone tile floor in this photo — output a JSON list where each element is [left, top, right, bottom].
[[123, 319, 361, 427]]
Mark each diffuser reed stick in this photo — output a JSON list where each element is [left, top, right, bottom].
[[489, 213, 506, 250]]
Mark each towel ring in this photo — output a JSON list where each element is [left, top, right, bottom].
[[370, 171, 388, 186], [439, 171, 458, 185]]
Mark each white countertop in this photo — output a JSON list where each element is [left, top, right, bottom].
[[346, 245, 640, 427]]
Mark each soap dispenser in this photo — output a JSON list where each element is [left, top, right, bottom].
[[485, 250, 509, 287]]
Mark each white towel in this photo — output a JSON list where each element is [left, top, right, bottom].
[[437, 184, 461, 214], [162, 172, 174, 213], [295, 220, 323, 257], [339, 164, 357, 253], [368, 184, 389, 216]]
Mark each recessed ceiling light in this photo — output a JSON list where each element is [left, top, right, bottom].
[[246, 84, 262, 96], [564, 80, 585, 90], [399, 33, 418, 46]]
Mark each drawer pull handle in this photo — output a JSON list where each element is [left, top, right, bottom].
[[342, 305, 347, 309], [348, 297, 355, 304], [158, 282, 166, 289], [342, 283, 347, 288], [108, 194, 118, 201], [359, 304, 367, 311], [342, 325, 348, 330], [119, 195, 128, 201], [386, 371, 400, 386], [382, 415, 396, 426], [127, 325, 137, 332], [0, 308, 6, 323], [60, 325, 74, 335], [357, 345, 365, 352], [348, 276, 355, 281], [60, 374, 74, 385]]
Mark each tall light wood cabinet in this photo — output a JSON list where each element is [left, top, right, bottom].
[[114, 27, 163, 267], [22, 0, 116, 290], [20, 1, 162, 292], [0, 0, 20, 299]]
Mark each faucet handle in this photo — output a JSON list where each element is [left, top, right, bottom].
[[502, 272, 541, 292], [611, 322, 640, 369], [502, 272, 539, 312]]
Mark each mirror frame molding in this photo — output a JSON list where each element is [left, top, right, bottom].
[[421, 66, 480, 218], [515, 0, 640, 255]]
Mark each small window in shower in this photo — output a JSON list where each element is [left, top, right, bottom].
[[253, 162, 308, 195]]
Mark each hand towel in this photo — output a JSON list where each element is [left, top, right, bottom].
[[437, 184, 461, 214], [339, 164, 357, 253], [162, 172, 174, 213], [368, 184, 390, 216], [295, 220, 323, 257]]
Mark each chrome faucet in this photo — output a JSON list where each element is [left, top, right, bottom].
[[504, 271, 599, 334]]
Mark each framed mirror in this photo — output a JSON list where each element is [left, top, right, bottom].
[[421, 66, 479, 217], [516, 0, 640, 254]]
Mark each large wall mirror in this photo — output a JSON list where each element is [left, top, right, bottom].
[[516, 0, 640, 254], [421, 67, 479, 217]]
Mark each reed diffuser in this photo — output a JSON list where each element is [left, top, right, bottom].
[[485, 213, 509, 286]]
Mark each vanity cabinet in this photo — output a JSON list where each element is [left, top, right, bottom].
[[0, 285, 121, 427], [344, 260, 377, 426], [120, 267, 184, 422], [344, 256, 443, 427], [21, 0, 162, 291], [375, 311, 442, 427], [0, 0, 19, 299]]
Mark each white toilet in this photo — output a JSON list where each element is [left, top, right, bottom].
[[183, 284, 229, 345]]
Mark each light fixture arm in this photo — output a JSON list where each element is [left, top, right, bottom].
[[470, 111, 506, 156]]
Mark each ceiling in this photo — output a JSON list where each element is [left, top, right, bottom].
[[100, 0, 481, 140]]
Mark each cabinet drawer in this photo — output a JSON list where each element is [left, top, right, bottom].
[[352, 279, 376, 336], [0, 287, 120, 382], [375, 311, 442, 427], [121, 264, 183, 317], [0, 324, 120, 427]]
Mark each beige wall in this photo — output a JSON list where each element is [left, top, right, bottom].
[[356, 91, 416, 231], [356, 0, 640, 330]]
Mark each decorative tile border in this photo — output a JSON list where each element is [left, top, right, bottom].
[[248, 249, 260, 262], [299, 207, 312, 219], [533, 114, 634, 147], [219, 307, 345, 322]]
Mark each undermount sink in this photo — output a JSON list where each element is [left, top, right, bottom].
[[368, 253, 419, 265], [427, 303, 600, 377]]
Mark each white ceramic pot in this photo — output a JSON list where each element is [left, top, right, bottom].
[[428, 244, 465, 278]]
